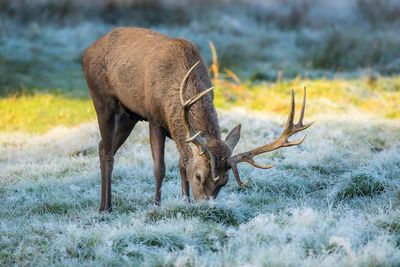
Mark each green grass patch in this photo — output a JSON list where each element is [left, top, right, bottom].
[[337, 172, 385, 199], [114, 232, 187, 252], [146, 203, 242, 226]]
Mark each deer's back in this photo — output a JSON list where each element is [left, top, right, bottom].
[[82, 27, 209, 127]]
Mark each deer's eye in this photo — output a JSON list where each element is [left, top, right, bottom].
[[195, 173, 202, 182]]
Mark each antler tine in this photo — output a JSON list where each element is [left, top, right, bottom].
[[227, 157, 273, 187], [285, 89, 296, 130], [181, 85, 215, 144], [282, 134, 307, 147], [184, 87, 214, 108], [180, 61, 201, 106], [294, 87, 314, 132], [179, 61, 215, 155], [294, 86, 314, 133], [179, 61, 220, 181], [298, 87, 306, 125], [230, 162, 249, 187], [179, 61, 208, 134], [180, 61, 206, 148], [185, 131, 202, 143], [227, 88, 313, 186], [244, 158, 275, 169], [281, 88, 313, 143]]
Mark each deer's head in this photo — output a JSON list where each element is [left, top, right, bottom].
[[180, 62, 313, 201]]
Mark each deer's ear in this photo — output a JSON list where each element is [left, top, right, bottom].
[[225, 124, 241, 151]]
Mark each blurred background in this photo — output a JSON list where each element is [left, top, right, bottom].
[[0, 0, 399, 132]]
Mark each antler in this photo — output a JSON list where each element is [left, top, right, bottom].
[[179, 61, 220, 181], [227, 87, 313, 186]]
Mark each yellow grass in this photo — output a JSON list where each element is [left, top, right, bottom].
[[0, 76, 399, 133], [0, 94, 95, 133], [214, 76, 400, 119]]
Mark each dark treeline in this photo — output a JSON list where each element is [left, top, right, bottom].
[[1, 0, 400, 28]]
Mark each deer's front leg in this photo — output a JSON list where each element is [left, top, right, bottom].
[[149, 123, 166, 205], [179, 158, 190, 202]]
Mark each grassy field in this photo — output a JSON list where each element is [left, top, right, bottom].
[[1, 76, 400, 133], [1, 1, 400, 265], [1, 76, 400, 266]]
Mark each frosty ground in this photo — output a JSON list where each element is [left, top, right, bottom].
[[1, 0, 400, 265], [1, 109, 400, 266]]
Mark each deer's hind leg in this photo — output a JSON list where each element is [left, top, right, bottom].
[[91, 92, 138, 212], [91, 96, 116, 212]]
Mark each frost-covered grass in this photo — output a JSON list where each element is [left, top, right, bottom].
[[1, 109, 400, 266]]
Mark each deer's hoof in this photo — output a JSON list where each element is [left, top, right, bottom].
[[99, 205, 112, 213]]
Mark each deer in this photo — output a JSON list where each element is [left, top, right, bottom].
[[82, 27, 312, 212]]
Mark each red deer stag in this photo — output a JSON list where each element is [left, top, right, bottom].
[[82, 27, 312, 212]]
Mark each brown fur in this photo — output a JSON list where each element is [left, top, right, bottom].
[[82, 27, 238, 211]]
